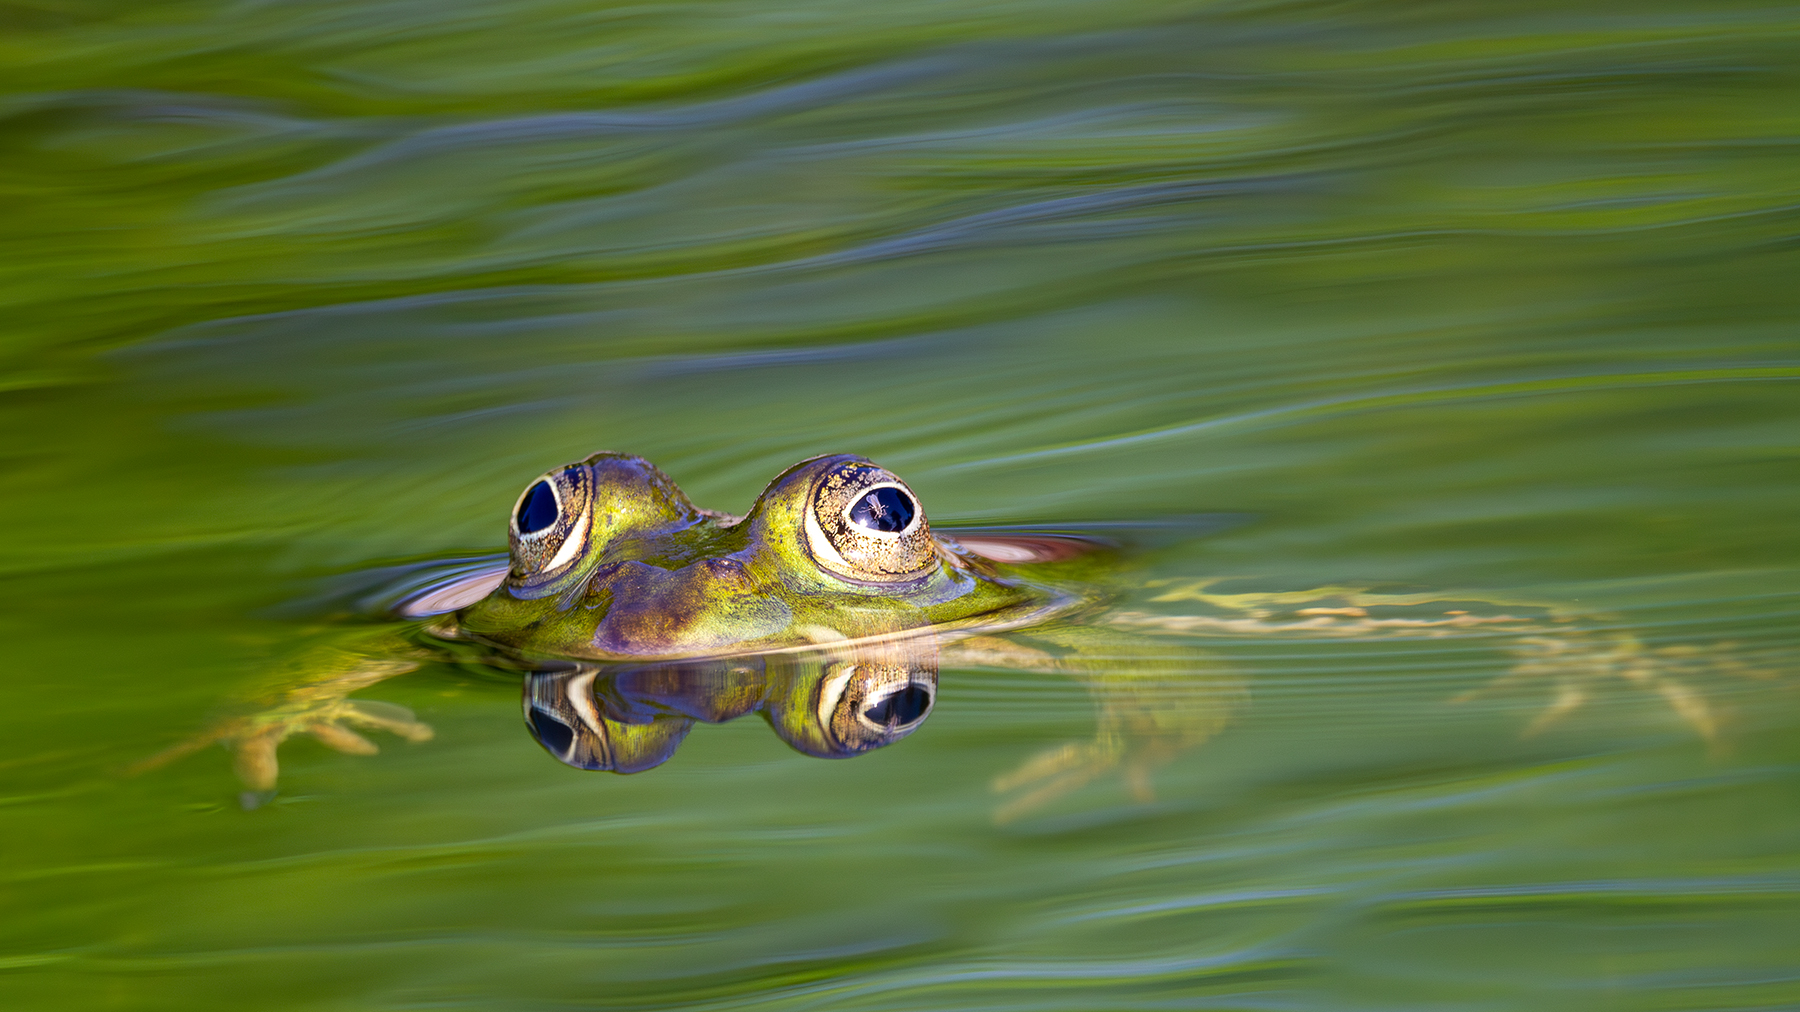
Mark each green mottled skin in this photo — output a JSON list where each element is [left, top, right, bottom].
[[456, 452, 1085, 662], [143, 451, 1121, 801]]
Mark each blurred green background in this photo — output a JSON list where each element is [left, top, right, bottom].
[[2, 0, 1798, 1008]]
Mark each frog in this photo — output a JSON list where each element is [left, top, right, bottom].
[[140, 451, 1760, 817], [142, 452, 1108, 801]]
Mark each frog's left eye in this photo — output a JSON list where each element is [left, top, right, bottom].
[[509, 464, 594, 576], [804, 463, 936, 580], [515, 481, 559, 535]]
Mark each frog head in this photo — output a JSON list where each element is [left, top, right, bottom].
[[457, 452, 1052, 661]]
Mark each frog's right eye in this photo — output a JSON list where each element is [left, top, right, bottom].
[[803, 462, 936, 581], [508, 464, 594, 576]]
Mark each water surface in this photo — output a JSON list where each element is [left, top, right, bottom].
[[3, 0, 1799, 1008]]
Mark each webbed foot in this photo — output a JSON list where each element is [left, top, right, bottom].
[[228, 686, 434, 794], [1118, 578, 1773, 744], [1456, 631, 1775, 744], [949, 633, 1243, 823], [133, 646, 431, 800]]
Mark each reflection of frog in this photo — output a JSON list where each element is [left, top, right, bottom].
[[141, 452, 1755, 815], [521, 632, 942, 773]]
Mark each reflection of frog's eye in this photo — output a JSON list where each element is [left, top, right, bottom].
[[528, 707, 576, 757], [860, 683, 933, 730], [525, 669, 697, 773], [813, 661, 937, 753], [806, 466, 936, 580], [509, 465, 594, 576]]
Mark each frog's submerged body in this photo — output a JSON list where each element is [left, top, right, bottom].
[[147, 452, 1753, 817]]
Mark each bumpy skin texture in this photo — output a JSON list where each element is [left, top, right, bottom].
[[458, 453, 1069, 662]]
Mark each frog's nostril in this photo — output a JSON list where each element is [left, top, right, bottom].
[[849, 486, 916, 534], [528, 708, 575, 756], [864, 684, 932, 728], [516, 480, 559, 535]]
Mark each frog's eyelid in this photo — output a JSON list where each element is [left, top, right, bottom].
[[543, 510, 591, 571], [804, 507, 856, 572]]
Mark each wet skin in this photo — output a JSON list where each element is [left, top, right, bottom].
[[143, 452, 1763, 817], [447, 452, 1110, 784], [454, 452, 1085, 662]]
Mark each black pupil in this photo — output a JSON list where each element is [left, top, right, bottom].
[[516, 480, 559, 534], [864, 685, 932, 727], [848, 486, 915, 533], [529, 709, 575, 756]]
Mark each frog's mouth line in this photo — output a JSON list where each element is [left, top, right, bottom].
[[418, 557, 1091, 667], [566, 586, 1092, 666]]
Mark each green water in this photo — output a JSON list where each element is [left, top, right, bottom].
[[5, 0, 1800, 1008]]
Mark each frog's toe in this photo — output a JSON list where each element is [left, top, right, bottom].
[[992, 740, 1112, 795], [994, 761, 1111, 825], [991, 740, 1116, 823], [995, 772, 1104, 825], [291, 700, 434, 761], [1520, 679, 1588, 737], [1648, 677, 1718, 741], [991, 741, 1175, 822], [219, 699, 434, 792], [232, 731, 282, 792], [1512, 668, 1719, 741], [336, 699, 435, 744], [1457, 631, 1735, 743], [1123, 760, 1157, 804], [306, 722, 380, 755]]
